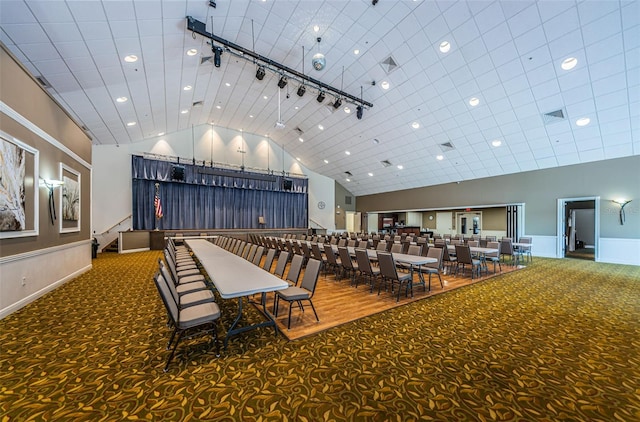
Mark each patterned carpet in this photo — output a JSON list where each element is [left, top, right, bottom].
[[1, 251, 639, 421]]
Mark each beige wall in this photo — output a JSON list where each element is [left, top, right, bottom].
[[1, 44, 93, 318], [357, 156, 640, 239], [334, 181, 355, 230]]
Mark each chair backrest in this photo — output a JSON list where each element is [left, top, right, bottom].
[[299, 259, 321, 296], [377, 252, 399, 280], [455, 244, 473, 265], [357, 240, 368, 249], [292, 241, 303, 256], [347, 239, 356, 247], [485, 236, 497, 242], [337, 238, 347, 247], [407, 244, 421, 256], [434, 239, 446, 248], [301, 242, 312, 259], [252, 246, 265, 266], [263, 248, 277, 272], [241, 243, 252, 259], [390, 243, 403, 254], [442, 245, 455, 262], [286, 254, 304, 285], [468, 240, 479, 247], [273, 251, 290, 278], [311, 243, 324, 260], [323, 244, 339, 266], [154, 272, 179, 324], [376, 241, 387, 251], [246, 244, 258, 262], [330, 237, 337, 245], [425, 247, 443, 270], [285, 241, 294, 254], [486, 242, 500, 258], [355, 249, 373, 275], [158, 261, 180, 305], [519, 237, 532, 244], [500, 239, 513, 255], [338, 247, 354, 270]]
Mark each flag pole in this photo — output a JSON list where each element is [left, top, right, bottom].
[[154, 183, 160, 231]]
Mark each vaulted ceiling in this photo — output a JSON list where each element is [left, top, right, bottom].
[[1, 0, 638, 196]]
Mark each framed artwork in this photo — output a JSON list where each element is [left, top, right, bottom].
[[59, 163, 80, 233], [0, 132, 39, 238]]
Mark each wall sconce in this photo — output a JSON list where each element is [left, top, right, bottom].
[[612, 199, 632, 225], [40, 178, 64, 225]]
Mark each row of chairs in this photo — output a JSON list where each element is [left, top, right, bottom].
[[215, 236, 322, 330], [154, 239, 220, 372]]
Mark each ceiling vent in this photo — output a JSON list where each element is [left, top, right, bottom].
[[439, 141, 455, 152], [542, 108, 566, 125], [380, 160, 392, 167], [380, 55, 398, 74], [201, 56, 213, 64], [36, 76, 51, 88], [294, 126, 304, 135], [344, 171, 353, 177], [192, 101, 203, 107]]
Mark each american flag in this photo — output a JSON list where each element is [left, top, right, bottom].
[[154, 193, 163, 219]]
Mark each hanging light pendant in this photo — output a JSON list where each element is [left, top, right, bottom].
[[312, 37, 326, 71]]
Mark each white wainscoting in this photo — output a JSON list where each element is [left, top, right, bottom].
[[0, 240, 92, 319], [528, 235, 558, 258], [599, 238, 640, 266]]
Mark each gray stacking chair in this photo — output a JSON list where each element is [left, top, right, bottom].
[[285, 254, 304, 287], [273, 251, 290, 278], [323, 244, 342, 279], [274, 259, 321, 330], [338, 246, 359, 286], [252, 246, 265, 266], [262, 248, 277, 272], [377, 252, 412, 302], [454, 245, 482, 279], [485, 241, 502, 273], [246, 244, 258, 262], [355, 248, 380, 292], [154, 271, 221, 372], [418, 246, 444, 290]]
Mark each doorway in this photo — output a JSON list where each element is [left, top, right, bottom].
[[557, 197, 599, 260], [456, 212, 482, 236]]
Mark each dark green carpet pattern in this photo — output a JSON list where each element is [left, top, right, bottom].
[[1, 251, 639, 421]]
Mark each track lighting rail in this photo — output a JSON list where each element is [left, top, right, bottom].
[[186, 16, 373, 108]]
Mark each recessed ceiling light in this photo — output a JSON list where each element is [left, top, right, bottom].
[[249, 115, 254, 118], [186, 48, 198, 56], [397, 165, 404, 170], [345, 151, 351, 155], [126, 121, 136, 126], [181, 109, 189, 114], [116, 96, 127, 103], [346, 178, 351, 182], [296, 157, 301, 161], [373, 139, 380, 144], [436, 155, 444, 160], [576, 117, 591, 126], [318, 124, 324, 130], [263, 95, 268, 99], [469, 97, 480, 106], [344, 106, 351, 114], [313, 25, 320, 32], [294, 106, 299, 110], [225, 82, 231, 87], [491, 139, 502, 147], [439, 41, 451, 53], [561, 57, 578, 71], [353, 49, 360, 55], [183, 85, 192, 91], [323, 159, 329, 164], [124, 55, 138, 63], [368, 172, 373, 177], [158, 132, 165, 136], [411, 121, 420, 129], [380, 81, 390, 90], [299, 137, 304, 142], [215, 105, 221, 109]]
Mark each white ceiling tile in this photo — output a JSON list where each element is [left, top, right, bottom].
[[489, 41, 519, 67], [481, 22, 510, 51], [542, 6, 580, 42], [582, 11, 622, 47], [473, 2, 505, 33], [506, 3, 541, 38], [513, 25, 547, 56]]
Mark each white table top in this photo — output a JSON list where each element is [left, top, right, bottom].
[[186, 239, 288, 300], [331, 245, 437, 266], [447, 245, 499, 254]]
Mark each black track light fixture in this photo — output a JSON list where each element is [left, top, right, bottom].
[[317, 91, 326, 103], [255, 65, 266, 80], [333, 98, 342, 109], [277, 75, 288, 89], [296, 84, 306, 97], [356, 105, 363, 120], [212, 46, 223, 67]]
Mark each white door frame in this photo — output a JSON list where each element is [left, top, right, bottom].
[[557, 196, 600, 260]]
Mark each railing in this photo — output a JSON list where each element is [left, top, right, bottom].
[[309, 218, 326, 230], [94, 215, 132, 252]]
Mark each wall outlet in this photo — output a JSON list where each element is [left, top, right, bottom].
[[21, 277, 26, 286]]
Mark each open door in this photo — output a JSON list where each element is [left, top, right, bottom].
[[557, 197, 599, 260]]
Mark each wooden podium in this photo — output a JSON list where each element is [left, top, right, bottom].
[[149, 231, 165, 250]]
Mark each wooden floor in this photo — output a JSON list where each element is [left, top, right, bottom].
[[259, 258, 521, 340]]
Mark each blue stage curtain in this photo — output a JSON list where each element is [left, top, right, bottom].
[[132, 156, 308, 230]]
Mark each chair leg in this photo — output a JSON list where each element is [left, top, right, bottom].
[[164, 330, 184, 372], [307, 299, 319, 322], [287, 301, 293, 330]]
